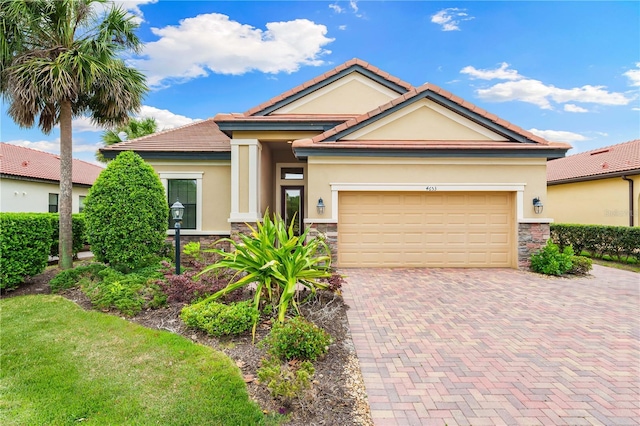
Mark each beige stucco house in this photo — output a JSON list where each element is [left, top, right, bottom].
[[0, 142, 103, 214], [547, 139, 639, 227], [102, 59, 570, 269]]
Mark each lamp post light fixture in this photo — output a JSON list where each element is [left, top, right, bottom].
[[317, 197, 325, 215], [533, 197, 544, 215], [170, 199, 184, 275]]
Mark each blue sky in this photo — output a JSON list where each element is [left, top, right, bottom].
[[2, 0, 639, 164]]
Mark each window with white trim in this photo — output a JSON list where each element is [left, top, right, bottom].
[[168, 179, 197, 229]]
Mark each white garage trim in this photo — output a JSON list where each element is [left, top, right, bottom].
[[329, 183, 526, 222]]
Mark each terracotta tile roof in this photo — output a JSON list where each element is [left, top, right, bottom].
[[294, 83, 562, 149], [0, 142, 103, 185], [547, 139, 640, 183], [102, 118, 230, 153], [242, 58, 413, 117]]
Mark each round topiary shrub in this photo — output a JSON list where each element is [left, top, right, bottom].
[[84, 151, 168, 270]]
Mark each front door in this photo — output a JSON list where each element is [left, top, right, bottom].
[[281, 186, 304, 236]]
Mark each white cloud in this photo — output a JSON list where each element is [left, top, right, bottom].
[[623, 62, 640, 87], [528, 128, 588, 143], [460, 63, 522, 81], [93, 1, 157, 24], [6, 138, 102, 156], [71, 116, 103, 133], [136, 106, 199, 130], [476, 78, 632, 109], [70, 106, 198, 133], [633, 107, 640, 111], [564, 104, 589, 113], [431, 8, 474, 31], [349, 0, 359, 13], [132, 14, 334, 87], [328, 3, 343, 13], [339, 25, 347, 31]]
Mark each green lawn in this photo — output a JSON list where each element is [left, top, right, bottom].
[[0, 295, 266, 425]]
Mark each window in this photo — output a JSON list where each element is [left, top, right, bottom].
[[280, 167, 304, 180], [79, 196, 86, 213], [48, 193, 59, 213], [168, 179, 197, 229]]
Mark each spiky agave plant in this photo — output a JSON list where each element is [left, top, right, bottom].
[[194, 210, 331, 339]]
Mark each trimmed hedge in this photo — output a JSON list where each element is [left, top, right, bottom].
[[0, 213, 53, 290], [48, 213, 86, 258], [551, 224, 640, 260]]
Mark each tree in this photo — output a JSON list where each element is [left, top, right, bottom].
[[96, 116, 158, 163], [0, 0, 147, 269], [84, 151, 169, 271]]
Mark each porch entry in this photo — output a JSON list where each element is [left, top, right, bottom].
[[281, 186, 304, 236]]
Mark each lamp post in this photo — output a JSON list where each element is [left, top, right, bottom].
[[170, 200, 184, 275]]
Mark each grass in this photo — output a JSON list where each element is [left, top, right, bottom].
[[0, 295, 268, 425], [579, 251, 640, 273]]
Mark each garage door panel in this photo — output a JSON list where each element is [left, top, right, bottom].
[[338, 191, 514, 267]]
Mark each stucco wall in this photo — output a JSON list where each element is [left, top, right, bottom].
[[150, 161, 231, 234], [547, 175, 640, 226], [0, 178, 90, 213], [270, 73, 399, 115], [306, 157, 548, 221]]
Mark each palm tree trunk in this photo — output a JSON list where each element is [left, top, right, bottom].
[[59, 99, 73, 269]]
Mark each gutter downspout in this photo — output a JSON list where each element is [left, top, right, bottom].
[[622, 175, 634, 226]]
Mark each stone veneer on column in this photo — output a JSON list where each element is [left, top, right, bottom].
[[307, 222, 338, 265], [518, 222, 550, 269]]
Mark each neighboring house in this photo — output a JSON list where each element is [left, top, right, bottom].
[[103, 58, 570, 269], [0, 142, 103, 214], [547, 139, 640, 227]]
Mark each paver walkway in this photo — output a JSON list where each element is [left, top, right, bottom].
[[342, 265, 640, 425]]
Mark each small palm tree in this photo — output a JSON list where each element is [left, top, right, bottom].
[[96, 117, 158, 163], [0, 0, 147, 269]]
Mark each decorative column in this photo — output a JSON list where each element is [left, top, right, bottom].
[[229, 139, 261, 239]]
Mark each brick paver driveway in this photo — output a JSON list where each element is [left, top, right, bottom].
[[342, 265, 640, 425]]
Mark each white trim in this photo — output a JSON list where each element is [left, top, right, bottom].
[[160, 172, 203, 232], [230, 144, 239, 216], [158, 172, 203, 179], [272, 73, 399, 114], [330, 183, 526, 192], [167, 230, 230, 236], [519, 218, 554, 224], [344, 98, 507, 141], [328, 183, 527, 224], [228, 213, 263, 223], [248, 143, 260, 215], [308, 157, 544, 166]]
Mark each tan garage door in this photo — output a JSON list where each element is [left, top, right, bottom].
[[338, 191, 514, 267]]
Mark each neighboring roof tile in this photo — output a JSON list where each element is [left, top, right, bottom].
[[295, 83, 567, 149], [547, 139, 640, 183], [102, 118, 230, 153], [0, 142, 103, 185], [243, 58, 414, 117]]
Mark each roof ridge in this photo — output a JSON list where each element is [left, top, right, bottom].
[[568, 138, 639, 157], [242, 58, 414, 117], [104, 117, 210, 149], [0, 141, 62, 159]]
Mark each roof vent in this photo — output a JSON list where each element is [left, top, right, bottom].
[[21, 160, 29, 167], [601, 162, 608, 169], [590, 149, 610, 155]]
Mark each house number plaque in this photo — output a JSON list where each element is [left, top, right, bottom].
[[425, 186, 437, 191]]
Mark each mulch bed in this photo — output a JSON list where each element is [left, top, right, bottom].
[[2, 267, 373, 426]]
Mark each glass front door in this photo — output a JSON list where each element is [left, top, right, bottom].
[[281, 186, 304, 236]]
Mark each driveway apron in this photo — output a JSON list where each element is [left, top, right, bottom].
[[341, 265, 640, 425]]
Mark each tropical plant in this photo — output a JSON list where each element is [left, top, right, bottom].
[[195, 211, 332, 338], [0, 0, 147, 269], [84, 151, 168, 271], [96, 116, 158, 163]]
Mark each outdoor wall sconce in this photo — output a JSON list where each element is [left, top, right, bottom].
[[170, 199, 184, 275], [533, 197, 544, 214], [317, 197, 325, 215]]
